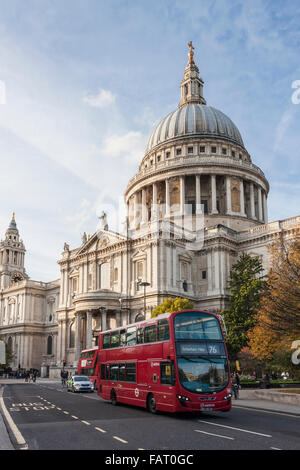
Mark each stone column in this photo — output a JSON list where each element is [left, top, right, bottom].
[[141, 188, 147, 224], [211, 175, 218, 214], [258, 186, 263, 221], [133, 192, 138, 228], [57, 320, 62, 366], [86, 310, 93, 349], [75, 313, 82, 362], [101, 310, 107, 332], [165, 179, 170, 217], [152, 182, 158, 220], [263, 191, 268, 223], [180, 175, 185, 215], [226, 176, 232, 215], [250, 182, 256, 219], [240, 179, 246, 216], [195, 175, 202, 214]]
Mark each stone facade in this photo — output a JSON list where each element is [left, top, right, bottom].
[[0, 47, 299, 377]]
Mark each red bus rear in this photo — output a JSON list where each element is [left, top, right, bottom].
[[97, 310, 232, 413], [78, 347, 100, 391]]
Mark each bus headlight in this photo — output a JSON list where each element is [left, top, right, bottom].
[[223, 394, 232, 400], [177, 394, 191, 402]]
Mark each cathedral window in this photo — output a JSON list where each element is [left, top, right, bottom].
[[137, 261, 144, 280], [188, 146, 193, 154], [202, 270, 207, 280], [166, 151, 170, 158], [72, 277, 78, 293], [114, 267, 118, 282], [176, 148, 182, 156], [88, 273, 93, 290], [231, 150, 236, 157], [222, 147, 227, 155], [211, 146, 217, 154], [69, 322, 75, 348], [199, 146, 205, 153]]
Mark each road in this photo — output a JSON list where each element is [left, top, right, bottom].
[[1, 382, 300, 451]]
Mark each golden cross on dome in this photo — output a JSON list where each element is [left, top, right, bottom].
[[187, 41, 194, 51], [12, 212, 15, 221]]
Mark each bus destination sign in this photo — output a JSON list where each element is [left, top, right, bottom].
[[176, 342, 225, 356]]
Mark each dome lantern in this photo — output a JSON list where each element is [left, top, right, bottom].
[[179, 41, 206, 108]]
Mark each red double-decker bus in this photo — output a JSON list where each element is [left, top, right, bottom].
[[97, 310, 232, 413], [77, 347, 100, 390]]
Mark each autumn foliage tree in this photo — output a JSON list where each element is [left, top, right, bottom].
[[152, 297, 194, 318], [248, 239, 300, 360]]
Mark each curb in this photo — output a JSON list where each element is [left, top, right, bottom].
[[0, 385, 28, 450]]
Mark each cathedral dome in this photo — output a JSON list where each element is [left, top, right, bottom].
[[145, 104, 244, 154]]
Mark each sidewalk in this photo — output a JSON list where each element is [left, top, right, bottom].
[[232, 389, 300, 416], [0, 386, 14, 450]]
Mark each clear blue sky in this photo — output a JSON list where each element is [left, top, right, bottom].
[[0, 0, 299, 281]]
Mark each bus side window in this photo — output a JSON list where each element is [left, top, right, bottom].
[[111, 331, 120, 348], [103, 333, 111, 349], [144, 325, 157, 343], [120, 329, 126, 347], [127, 326, 137, 346], [137, 328, 144, 344], [101, 364, 106, 380], [119, 364, 126, 381], [126, 363, 136, 383], [158, 319, 170, 341], [110, 364, 119, 381]]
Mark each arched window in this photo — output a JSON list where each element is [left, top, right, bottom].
[[47, 336, 53, 355], [135, 313, 145, 322]]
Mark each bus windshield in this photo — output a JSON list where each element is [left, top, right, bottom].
[[177, 357, 229, 393], [174, 311, 222, 340]]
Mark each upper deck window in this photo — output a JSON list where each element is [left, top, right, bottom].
[[174, 311, 222, 341]]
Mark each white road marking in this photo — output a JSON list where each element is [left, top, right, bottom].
[[95, 427, 106, 433], [71, 416, 79, 420], [63, 411, 69, 415], [233, 405, 300, 419], [81, 420, 91, 426], [270, 447, 282, 450], [199, 420, 272, 438], [113, 436, 128, 444], [194, 429, 234, 440], [0, 388, 28, 449]]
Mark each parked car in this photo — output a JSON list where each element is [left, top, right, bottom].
[[67, 375, 94, 393]]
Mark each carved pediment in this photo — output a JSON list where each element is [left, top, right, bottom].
[[76, 229, 127, 256]]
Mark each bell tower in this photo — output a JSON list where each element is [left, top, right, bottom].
[[0, 213, 27, 289]]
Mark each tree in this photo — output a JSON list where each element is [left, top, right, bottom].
[[248, 239, 300, 361], [152, 297, 194, 318], [222, 253, 266, 360]]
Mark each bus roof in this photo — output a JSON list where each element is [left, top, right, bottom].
[[100, 309, 219, 335]]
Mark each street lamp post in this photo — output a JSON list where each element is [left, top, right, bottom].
[[139, 281, 150, 318]]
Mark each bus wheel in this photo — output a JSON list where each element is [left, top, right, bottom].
[[110, 389, 117, 406], [147, 394, 157, 414]]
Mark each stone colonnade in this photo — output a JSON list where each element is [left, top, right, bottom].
[[129, 174, 268, 226]]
